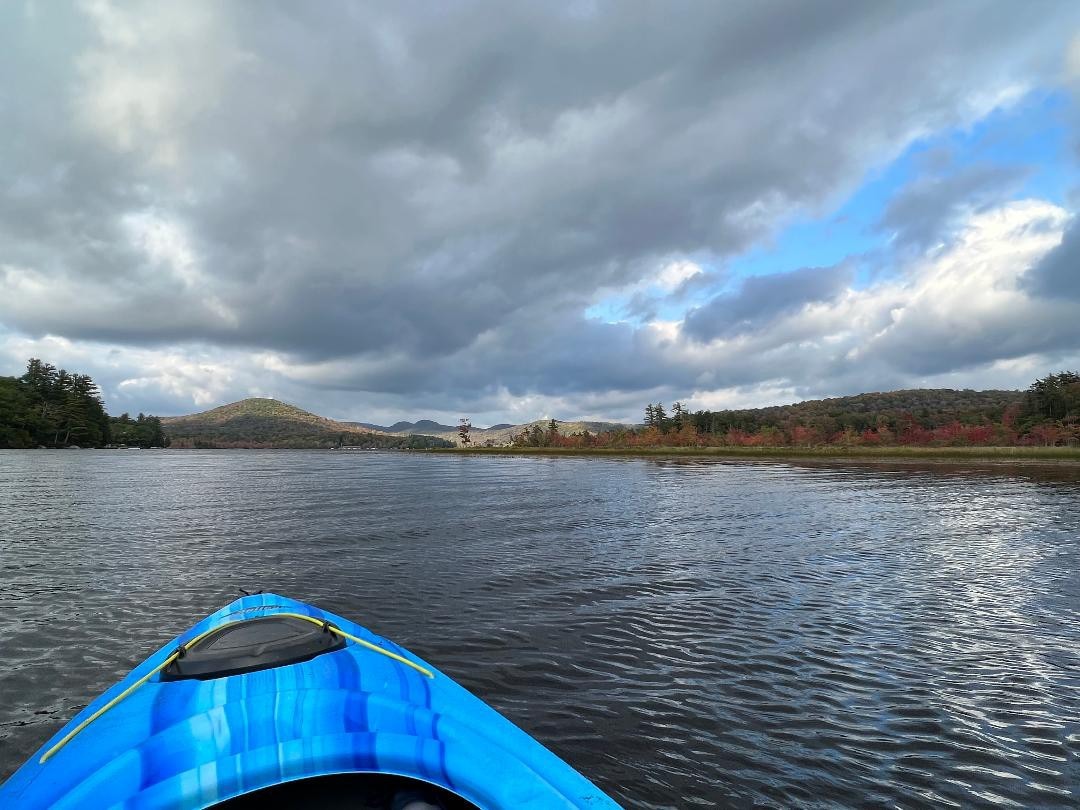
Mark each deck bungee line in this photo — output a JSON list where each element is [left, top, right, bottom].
[[38, 622, 216, 764], [39, 610, 433, 764], [275, 612, 435, 679]]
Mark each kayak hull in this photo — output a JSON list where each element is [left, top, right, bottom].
[[0, 593, 619, 809]]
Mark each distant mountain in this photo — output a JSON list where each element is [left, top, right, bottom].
[[447, 419, 629, 446], [162, 399, 452, 449], [411, 419, 459, 433], [351, 422, 388, 432], [347, 415, 632, 446], [346, 419, 459, 434]]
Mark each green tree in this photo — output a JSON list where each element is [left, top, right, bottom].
[[0, 377, 34, 447], [1020, 371, 1080, 429], [653, 402, 668, 432], [672, 401, 686, 430]]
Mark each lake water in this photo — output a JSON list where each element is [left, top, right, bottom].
[[1, 450, 1079, 808]]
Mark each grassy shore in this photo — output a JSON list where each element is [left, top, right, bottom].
[[430, 445, 1080, 462]]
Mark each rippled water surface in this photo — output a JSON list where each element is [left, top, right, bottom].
[[1, 450, 1079, 807]]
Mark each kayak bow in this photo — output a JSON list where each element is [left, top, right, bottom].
[[0, 593, 620, 809]]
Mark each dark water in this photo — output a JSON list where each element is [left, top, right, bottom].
[[1, 451, 1079, 808]]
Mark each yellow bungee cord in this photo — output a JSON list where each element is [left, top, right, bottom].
[[39, 612, 433, 764], [274, 613, 433, 680]]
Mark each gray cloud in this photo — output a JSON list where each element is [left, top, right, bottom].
[[1024, 215, 1080, 299], [878, 163, 1031, 250], [683, 264, 853, 342], [1, 1, 1079, 419]]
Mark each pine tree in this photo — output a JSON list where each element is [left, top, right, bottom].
[[654, 402, 668, 431], [672, 401, 685, 430]]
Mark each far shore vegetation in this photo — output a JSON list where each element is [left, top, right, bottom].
[[457, 371, 1080, 459], [3, 358, 1078, 459]]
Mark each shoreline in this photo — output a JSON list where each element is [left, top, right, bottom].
[[428, 445, 1080, 464], [5, 445, 1079, 465]]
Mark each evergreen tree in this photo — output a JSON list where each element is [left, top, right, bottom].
[[0, 377, 33, 447], [672, 401, 686, 430], [1020, 372, 1080, 429], [654, 402, 668, 431]]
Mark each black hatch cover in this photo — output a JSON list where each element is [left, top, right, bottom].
[[161, 615, 345, 681]]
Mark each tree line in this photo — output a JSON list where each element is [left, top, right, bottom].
[[507, 372, 1080, 450], [0, 359, 168, 448], [110, 412, 168, 448]]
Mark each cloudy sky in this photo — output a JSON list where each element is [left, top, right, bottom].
[[3, 1, 1080, 426]]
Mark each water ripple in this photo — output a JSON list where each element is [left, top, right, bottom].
[[1, 450, 1079, 807]]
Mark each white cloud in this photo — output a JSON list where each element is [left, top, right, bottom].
[[847, 200, 1072, 371], [75, 0, 240, 166], [655, 260, 703, 292]]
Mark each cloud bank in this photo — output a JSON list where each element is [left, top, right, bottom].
[[1, 1, 1079, 423]]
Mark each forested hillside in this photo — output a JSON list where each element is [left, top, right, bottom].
[[686, 388, 1024, 439], [162, 398, 453, 449]]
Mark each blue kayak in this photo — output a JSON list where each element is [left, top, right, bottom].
[[0, 593, 620, 809]]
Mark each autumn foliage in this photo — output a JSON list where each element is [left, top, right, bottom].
[[509, 373, 1080, 450]]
